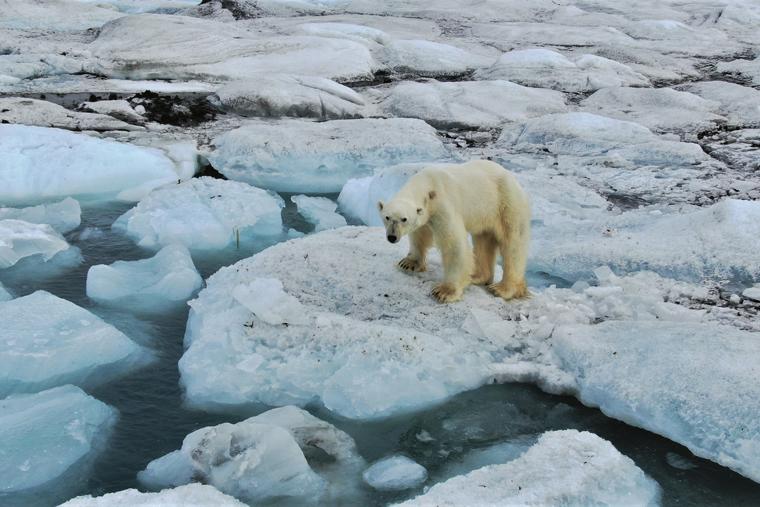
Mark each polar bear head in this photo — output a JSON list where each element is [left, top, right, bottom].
[[377, 191, 435, 243]]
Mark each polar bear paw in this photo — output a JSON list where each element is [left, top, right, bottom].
[[398, 256, 427, 273]]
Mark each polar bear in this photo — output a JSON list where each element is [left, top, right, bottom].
[[378, 160, 530, 303]]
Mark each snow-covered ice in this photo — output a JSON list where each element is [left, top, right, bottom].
[[717, 57, 760, 87], [553, 320, 760, 483], [0, 282, 12, 302], [474, 48, 649, 92], [291, 195, 347, 231], [380, 40, 493, 78], [397, 430, 660, 506], [0, 125, 179, 205], [0, 0, 122, 31], [743, 285, 760, 302], [86, 244, 203, 309], [209, 75, 365, 119], [580, 87, 726, 135], [207, 118, 449, 193], [0, 198, 81, 234], [0, 385, 117, 506], [113, 177, 284, 251], [140, 406, 365, 504], [60, 484, 246, 507], [0, 291, 151, 397], [379, 80, 567, 129], [78, 99, 146, 124], [678, 81, 760, 127], [0, 220, 73, 269], [0, 97, 140, 132], [363, 455, 427, 491]]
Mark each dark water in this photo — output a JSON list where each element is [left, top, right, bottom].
[[3, 200, 760, 506]]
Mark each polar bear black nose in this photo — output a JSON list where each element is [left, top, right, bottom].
[[387, 234, 398, 243]]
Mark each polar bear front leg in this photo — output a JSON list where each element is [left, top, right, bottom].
[[398, 225, 432, 273], [431, 220, 473, 303]]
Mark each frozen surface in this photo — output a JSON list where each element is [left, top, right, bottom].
[[61, 484, 245, 507], [0, 219, 72, 269], [210, 75, 365, 119], [0, 198, 81, 234], [0, 385, 117, 507], [0, 291, 150, 397], [207, 118, 449, 193], [553, 321, 760, 483], [532, 199, 760, 283], [743, 286, 760, 301], [0, 283, 11, 301], [381, 40, 493, 77], [678, 81, 760, 127], [0, 0, 122, 31], [717, 57, 760, 87], [0, 97, 140, 132], [363, 455, 427, 491], [397, 430, 660, 506], [140, 406, 365, 504], [580, 87, 726, 135], [475, 48, 649, 92], [88, 14, 376, 83], [113, 177, 283, 251], [379, 80, 567, 129], [78, 99, 145, 124], [0, 125, 179, 205], [291, 195, 347, 231], [86, 244, 202, 309]]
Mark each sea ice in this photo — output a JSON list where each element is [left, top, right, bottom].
[[0, 290, 151, 397], [139, 406, 365, 504], [397, 430, 660, 506], [380, 40, 493, 77], [0, 125, 179, 205], [207, 118, 449, 193], [474, 48, 649, 92], [113, 177, 284, 251], [717, 57, 760, 87], [0, 282, 12, 301], [60, 484, 246, 507], [678, 81, 760, 127], [86, 244, 203, 309], [0, 97, 140, 132], [363, 455, 427, 491], [209, 75, 365, 119], [0, 220, 72, 269], [379, 80, 567, 129], [0, 385, 117, 507], [78, 99, 145, 124], [0, 198, 81, 234], [291, 195, 347, 231], [0, 0, 122, 31], [553, 321, 760, 483]]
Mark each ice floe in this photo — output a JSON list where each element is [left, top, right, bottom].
[[678, 81, 760, 127], [717, 57, 760, 87], [86, 244, 202, 310], [113, 177, 283, 251], [0, 385, 117, 507], [0, 125, 179, 205], [209, 75, 365, 119], [379, 80, 567, 129], [0, 290, 151, 397], [0, 220, 73, 269], [291, 195, 347, 232], [363, 455, 427, 491], [380, 40, 493, 78], [474, 48, 649, 92], [0, 0, 122, 31], [139, 406, 365, 504], [397, 430, 660, 506], [61, 484, 246, 507], [0, 198, 81, 234], [207, 118, 449, 193], [0, 97, 142, 132], [78, 99, 146, 124]]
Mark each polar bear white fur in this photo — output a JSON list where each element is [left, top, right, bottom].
[[378, 160, 530, 303]]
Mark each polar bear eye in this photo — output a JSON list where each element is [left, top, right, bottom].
[[402, 217, 407, 222], [385, 216, 390, 221]]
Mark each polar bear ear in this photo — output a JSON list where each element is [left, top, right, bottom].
[[428, 190, 436, 200], [377, 200, 384, 211], [417, 207, 423, 215]]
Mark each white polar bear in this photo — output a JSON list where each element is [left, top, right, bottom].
[[378, 160, 530, 303]]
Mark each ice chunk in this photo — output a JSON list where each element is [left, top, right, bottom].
[[381, 40, 493, 77], [0, 291, 151, 397], [291, 195, 347, 231], [60, 484, 246, 507], [139, 406, 365, 504], [86, 244, 202, 309], [113, 177, 283, 251], [88, 14, 376, 83], [207, 118, 449, 193], [475, 48, 649, 92], [0, 97, 140, 132], [209, 75, 365, 119], [470, 22, 636, 50], [0, 54, 84, 82], [0, 282, 12, 301], [379, 80, 567, 129], [363, 456, 427, 491], [743, 286, 760, 302], [678, 81, 760, 127], [532, 199, 760, 283], [0, 219, 72, 269], [78, 99, 145, 124], [297, 21, 391, 45], [0, 125, 179, 205], [0, 386, 117, 507], [0, 75, 217, 96], [717, 57, 760, 87], [0, 198, 81, 234], [231, 278, 310, 326], [397, 430, 660, 506], [581, 87, 726, 134], [0, 0, 122, 30], [553, 321, 760, 483]]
